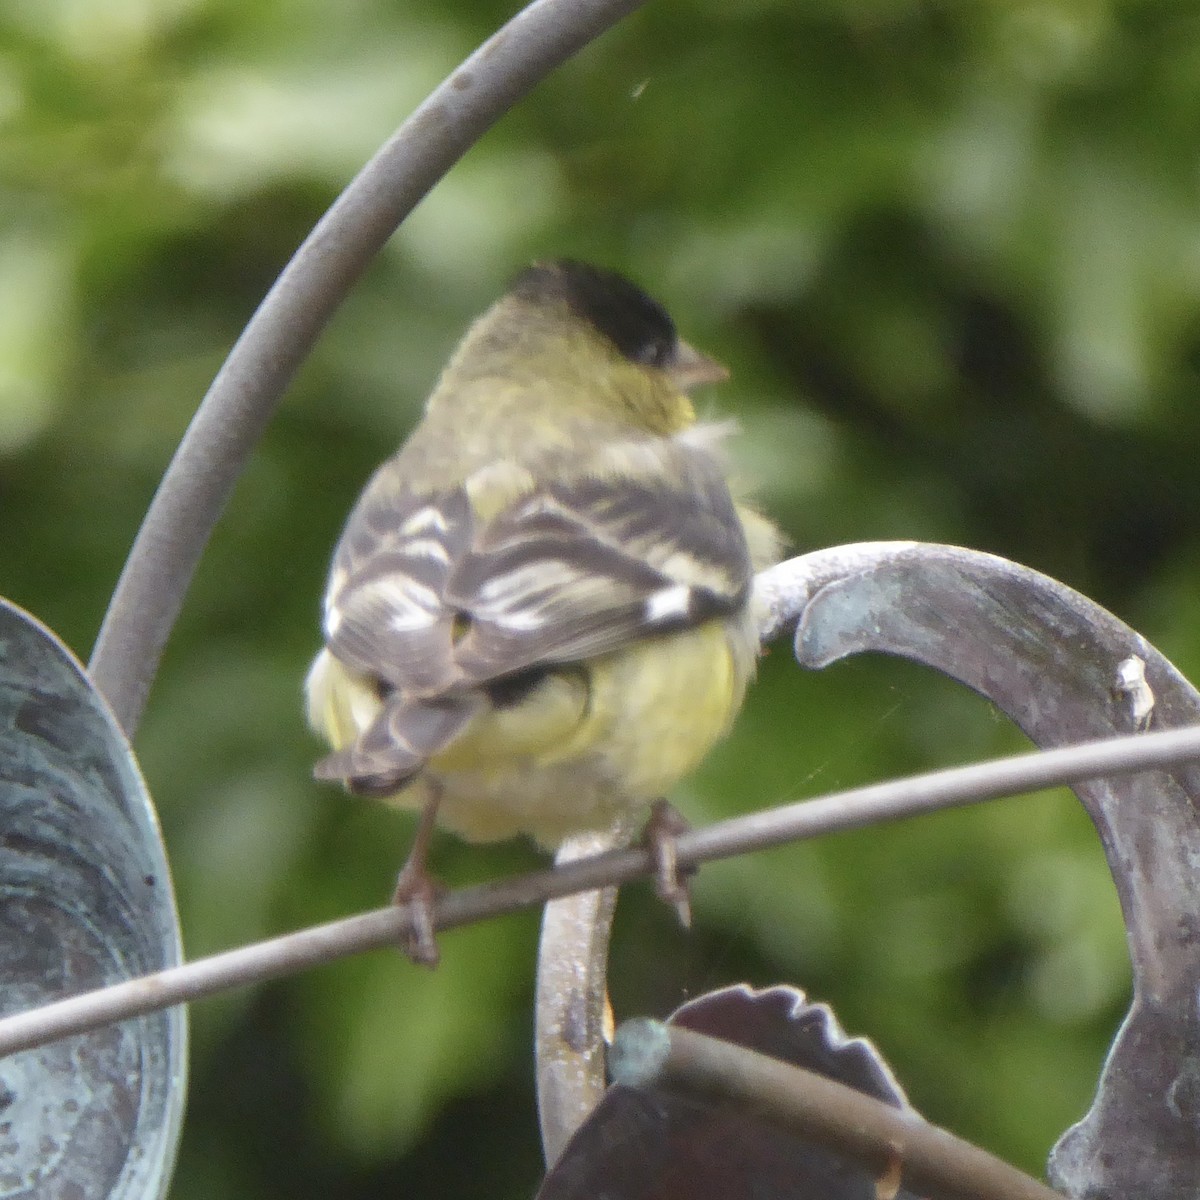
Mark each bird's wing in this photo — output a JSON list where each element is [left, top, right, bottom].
[[322, 447, 753, 698], [447, 463, 752, 685], [322, 482, 473, 694]]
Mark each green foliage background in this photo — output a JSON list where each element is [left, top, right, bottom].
[[3, 0, 1197, 1195]]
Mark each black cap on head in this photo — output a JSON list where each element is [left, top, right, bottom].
[[510, 259, 678, 368]]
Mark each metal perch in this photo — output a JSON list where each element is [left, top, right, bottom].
[[535, 541, 1200, 1199]]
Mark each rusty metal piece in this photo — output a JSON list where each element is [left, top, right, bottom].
[[535, 984, 931, 1200]]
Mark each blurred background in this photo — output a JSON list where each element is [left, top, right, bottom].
[[2, 0, 1197, 1195]]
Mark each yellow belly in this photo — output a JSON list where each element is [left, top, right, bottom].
[[432, 618, 753, 845], [307, 616, 756, 848]]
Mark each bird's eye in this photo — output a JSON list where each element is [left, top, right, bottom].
[[636, 338, 675, 369]]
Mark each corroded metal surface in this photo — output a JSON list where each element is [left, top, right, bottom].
[[794, 544, 1200, 1200], [0, 599, 185, 1199]]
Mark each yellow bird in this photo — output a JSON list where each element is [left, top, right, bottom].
[[306, 260, 780, 962]]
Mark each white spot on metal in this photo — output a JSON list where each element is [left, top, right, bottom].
[[1114, 655, 1155, 730]]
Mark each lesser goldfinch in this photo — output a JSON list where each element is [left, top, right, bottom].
[[306, 259, 780, 962]]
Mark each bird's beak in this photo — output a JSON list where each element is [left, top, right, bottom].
[[667, 340, 730, 392]]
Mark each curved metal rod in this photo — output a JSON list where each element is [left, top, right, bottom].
[[533, 542, 923, 1165], [535, 829, 626, 1166], [795, 542, 1200, 1200], [535, 541, 1200, 1198], [88, 0, 648, 737]]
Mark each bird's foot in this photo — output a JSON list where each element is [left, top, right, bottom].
[[642, 799, 695, 927], [391, 860, 445, 968]]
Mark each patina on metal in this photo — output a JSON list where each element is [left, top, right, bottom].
[[0, 599, 185, 1200]]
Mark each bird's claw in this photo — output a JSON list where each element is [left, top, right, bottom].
[[643, 799, 695, 927], [391, 862, 445, 968]]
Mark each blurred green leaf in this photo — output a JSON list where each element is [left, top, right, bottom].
[[1, 1, 1192, 1195]]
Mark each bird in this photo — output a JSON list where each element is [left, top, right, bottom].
[[306, 258, 781, 963]]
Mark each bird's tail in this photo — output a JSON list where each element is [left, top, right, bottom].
[[313, 695, 475, 797]]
